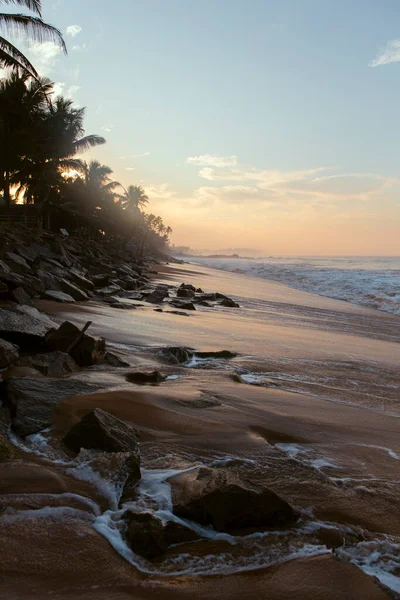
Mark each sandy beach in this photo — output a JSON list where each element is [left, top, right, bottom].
[[1, 261, 399, 599]]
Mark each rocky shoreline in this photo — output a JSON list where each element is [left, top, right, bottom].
[[0, 240, 398, 599]]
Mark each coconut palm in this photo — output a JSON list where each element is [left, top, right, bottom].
[[0, 0, 66, 77], [119, 184, 149, 212], [67, 160, 122, 215]]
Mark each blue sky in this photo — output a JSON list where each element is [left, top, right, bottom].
[[14, 0, 400, 253]]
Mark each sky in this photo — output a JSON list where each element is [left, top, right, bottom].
[[12, 0, 400, 254]]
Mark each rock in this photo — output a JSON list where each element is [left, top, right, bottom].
[[0, 306, 57, 350], [62, 408, 141, 461], [117, 264, 140, 278], [179, 283, 196, 292], [167, 311, 190, 317], [163, 346, 194, 363], [0, 281, 7, 294], [105, 352, 130, 368], [220, 298, 240, 308], [91, 274, 110, 288], [0, 259, 11, 273], [5, 252, 30, 274], [68, 269, 95, 292], [171, 301, 196, 311], [144, 285, 169, 304], [0, 338, 19, 368], [171, 467, 299, 533], [10, 287, 32, 305], [196, 350, 237, 359], [59, 278, 88, 302], [126, 371, 166, 385], [124, 511, 167, 558], [123, 512, 199, 558], [37, 270, 62, 292], [20, 275, 45, 296], [198, 301, 211, 307], [44, 290, 76, 303], [19, 352, 79, 378], [196, 288, 203, 293], [197, 293, 217, 302], [89, 451, 141, 506], [16, 245, 37, 264], [0, 434, 19, 461], [177, 288, 195, 298], [7, 377, 102, 437], [153, 308, 163, 312], [45, 321, 105, 367], [110, 301, 134, 310], [96, 284, 122, 296]]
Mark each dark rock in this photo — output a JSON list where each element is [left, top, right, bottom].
[[117, 264, 140, 278], [68, 269, 95, 292], [198, 301, 211, 307], [197, 293, 217, 302], [0, 259, 11, 273], [110, 301, 134, 310], [89, 451, 141, 506], [92, 274, 110, 288], [44, 290, 76, 303], [37, 270, 62, 292], [5, 252, 30, 274], [0, 281, 7, 294], [10, 287, 32, 306], [124, 511, 167, 558], [219, 298, 240, 308], [144, 285, 169, 304], [179, 283, 196, 292], [0, 338, 19, 368], [154, 308, 163, 312], [7, 377, 102, 437], [123, 512, 199, 558], [16, 245, 37, 264], [171, 301, 196, 311], [215, 293, 229, 300], [167, 311, 190, 317], [196, 350, 237, 359], [45, 321, 105, 367], [171, 467, 298, 533], [59, 278, 88, 302], [105, 352, 130, 368], [163, 346, 194, 363], [96, 284, 122, 296], [0, 306, 57, 350], [126, 371, 166, 385], [19, 351, 79, 378], [62, 408, 141, 460], [196, 288, 204, 293], [177, 288, 195, 298], [21, 275, 45, 296]]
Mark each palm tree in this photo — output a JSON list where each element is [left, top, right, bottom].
[[0, 1, 66, 77], [119, 184, 148, 212], [0, 74, 105, 205], [68, 160, 121, 215]]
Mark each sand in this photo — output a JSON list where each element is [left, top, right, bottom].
[[1, 262, 399, 599]]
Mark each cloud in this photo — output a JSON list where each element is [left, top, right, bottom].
[[52, 81, 65, 97], [125, 167, 136, 171], [187, 154, 238, 167], [197, 166, 327, 187], [118, 152, 150, 160], [100, 124, 113, 132], [72, 44, 87, 52], [27, 41, 62, 75], [369, 39, 400, 67], [146, 183, 176, 200], [66, 25, 82, 38], [65, 85, 80, 99]]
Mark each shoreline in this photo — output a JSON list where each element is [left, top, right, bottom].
[[0, 260, 399, 598]]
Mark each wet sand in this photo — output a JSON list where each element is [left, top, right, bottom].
[[1, 262, 400, 598]]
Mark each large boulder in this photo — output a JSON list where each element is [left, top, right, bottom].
[[59, 278, 88, 302], [0, 338, 19, 368], [19, 351, 79, 378], [45, 321, 105, 366], [10, 287, 33, 306], [163, 346, 194, 364], [177, 288, 195, 299], [0, 306, 57, 350], [5, 252, 30, 274], [68, 269, 95, 292], [170, 467, 298, 533], [123, 512, 198, 558], [62, 407, 141, 457], [196, 350, 237, 359], [220, 298, 240, 308], [44, 290, 75, 303], [6, 377, 103, 437]]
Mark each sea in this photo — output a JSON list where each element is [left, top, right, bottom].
[[181, 256, 400, 316]]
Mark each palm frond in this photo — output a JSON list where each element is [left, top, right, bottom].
[[73, 135, 106, 154], [0, 35, 37, 74], [0, 14, 66, 53], [0, 1, 41, 16]]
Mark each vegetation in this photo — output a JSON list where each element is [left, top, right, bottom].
[[0, 3, 172, 255], [0, 0, 66, 78]]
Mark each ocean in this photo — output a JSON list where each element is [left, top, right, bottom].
[[182, 256, 400, 316]]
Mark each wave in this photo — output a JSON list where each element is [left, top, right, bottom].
[[185, 256, 400, 316]]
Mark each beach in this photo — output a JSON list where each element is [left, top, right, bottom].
[[1, 261, 399, 599]]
